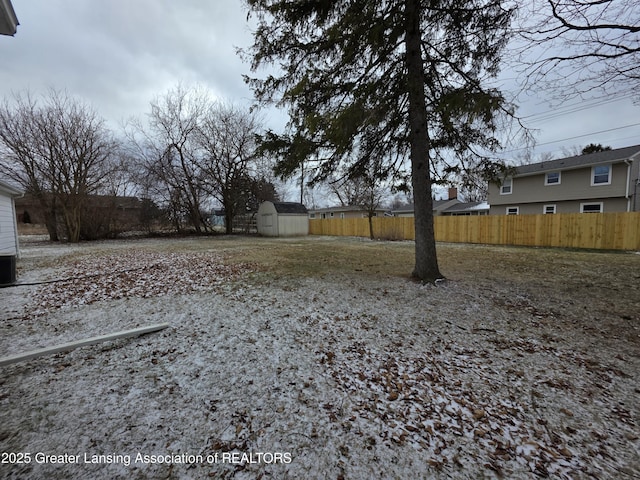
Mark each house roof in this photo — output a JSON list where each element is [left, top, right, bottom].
[[391, 204, 415, 214], [15, 193, 140, 206], [513, 144, 640, 177], [443, 201, 489, 213], [272, 202, 308, 214], [433, 198, 459, 210], [310, 205, 386, 214], [392, 198, 459, 214], [0, 178, 22, 197], [0, 0, 19, 36]]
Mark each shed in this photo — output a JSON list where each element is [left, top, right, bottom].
[[256, 201, 309, 237], [0, 179, 23, 285]]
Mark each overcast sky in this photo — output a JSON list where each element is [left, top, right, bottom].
[[1, 0, 639, 164], [0, 1, 285, 128]]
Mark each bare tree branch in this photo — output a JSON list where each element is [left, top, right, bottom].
[[0, 90, 120, 241], [516, 0, 640, 100]]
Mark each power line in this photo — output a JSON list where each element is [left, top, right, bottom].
[[522, 93, 636, 124], [500, 122, 640, 155], [535, 122, 640, 147]]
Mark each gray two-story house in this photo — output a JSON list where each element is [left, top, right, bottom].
[[488, 145, 640, 215]]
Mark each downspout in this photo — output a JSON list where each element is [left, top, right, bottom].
[[623, 160, 631, 211]]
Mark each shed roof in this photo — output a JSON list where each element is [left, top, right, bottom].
[[513, 144, 640, 177], [272, 202, 308, 214]]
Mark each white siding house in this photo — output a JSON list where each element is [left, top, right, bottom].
[[0, 179, 22, 285], [256, 201, 309, 237]]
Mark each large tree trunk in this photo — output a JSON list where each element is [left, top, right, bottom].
[[35, 192, 59, 242], [223, 193, 234, 235], [224, 211, 233, 235], [59, 194, 82, 242], [43, 207, 59, 242], [190, 207, 203, 233], [404, 0, 442, 282]]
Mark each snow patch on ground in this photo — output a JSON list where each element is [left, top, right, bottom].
[[0, 238, 638, 479]]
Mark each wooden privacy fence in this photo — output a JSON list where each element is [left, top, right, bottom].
[[309, 212, 640, 250]]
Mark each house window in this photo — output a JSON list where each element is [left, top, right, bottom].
[[581, 202, 603, 213], [592, 165, 611, 185], [340, 213, 345, 219], [330, 212, 334, 218], [309, 213, 316, 219], [500, 178, 512, 195], [543, 204, 556, 214], [506, 206, 519, 215], [545, 172, 561, 185]]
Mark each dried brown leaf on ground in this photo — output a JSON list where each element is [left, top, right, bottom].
[[1, 236, 638, 479]]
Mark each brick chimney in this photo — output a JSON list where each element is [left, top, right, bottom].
[[448, 187, 458, 200]]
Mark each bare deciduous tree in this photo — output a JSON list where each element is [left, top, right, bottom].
[[0, 90, 119, 242], [125, 86, 269, 234], [328, 160, 388, 240], [517, 0, 640, 100], [198, 103, 262, 234], [125, 85, 211, 233]]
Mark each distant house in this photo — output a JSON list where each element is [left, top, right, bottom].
[[488, 145, 640, 215], [0, 0, 19, 36], [0, 179, 22, 285], [392, 200, 453, 217], [14, 194, 146, 235], [211, 209, 226, 228], [308, 205, 388, 220], [390, 188, 486, 216], [441, 201, 489, 216], [309, 188, 487, 219], [257, 201, 309, 237]]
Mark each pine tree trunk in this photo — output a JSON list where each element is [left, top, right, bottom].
[[404, 0, 442, 282]]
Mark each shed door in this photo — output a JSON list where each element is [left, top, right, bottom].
[[261, 213, 277, 236]]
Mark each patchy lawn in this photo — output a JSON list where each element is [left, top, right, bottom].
[[1, 235, 638, 479]]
